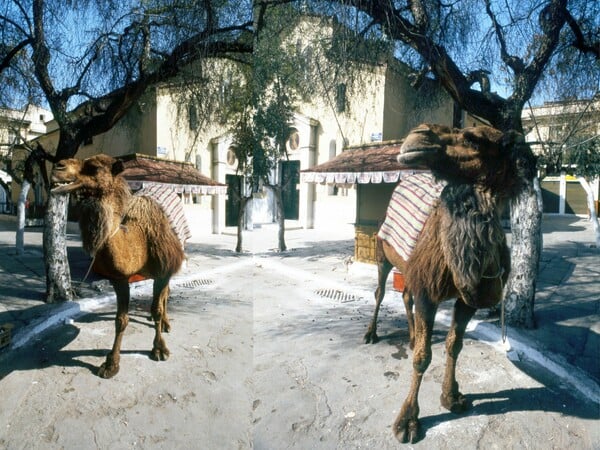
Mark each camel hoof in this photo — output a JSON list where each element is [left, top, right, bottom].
[[151, 347, 170, 361], [394, 416, 420, 444], [162, 322, 171, 333], [364, 330, 379, 344], [97, 362, 119, 379], [440, 392, 471, 413]]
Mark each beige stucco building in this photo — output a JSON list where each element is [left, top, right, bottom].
[[522, 97, 600, 215], [11, 16, 457, 236], [1, 105, 53, 213]]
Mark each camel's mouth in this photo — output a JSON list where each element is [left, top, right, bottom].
[[51, 181, 81, 194], [397, 148, 437, 166], [50, 161, 83, 193], [50, 176, 83, 194]]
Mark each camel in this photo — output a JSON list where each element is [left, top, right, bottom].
[[364, 124, 535, 443], [51, 154, 185, 378]]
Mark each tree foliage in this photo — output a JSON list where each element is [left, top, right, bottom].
[[1, 0, 253, 159], [565, 136, 600, 178], [2, 0, 598, 309], [310, 0, 598, 131], [0, 0, 253, 302], [301, 0, 598, 328]]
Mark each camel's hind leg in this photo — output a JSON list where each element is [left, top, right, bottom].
[[393, 296, 437, 443], [160, 283, 171, 333], [150, 277, 171, 361], [440, 298, 476, 412], [364, 254, 393, 344], [98, 279, 130, 379], [403, 290, 415, 349]]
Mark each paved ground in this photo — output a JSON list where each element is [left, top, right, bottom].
[[0, 214, 598, 448]]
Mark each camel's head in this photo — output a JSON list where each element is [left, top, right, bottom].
[[399, 123, 536, 194], [51, 154, 126, 196]]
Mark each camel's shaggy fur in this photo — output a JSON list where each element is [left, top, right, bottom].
[[51, 154, 185, 378], [364, 124, 535, 443]]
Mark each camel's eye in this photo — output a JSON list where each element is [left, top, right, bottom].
[[463, 139, 480, 152], [81, 161, 101, 176]]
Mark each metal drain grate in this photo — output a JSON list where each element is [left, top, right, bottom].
[[314, 288, 361, 303], [177, 278, 215, 288]]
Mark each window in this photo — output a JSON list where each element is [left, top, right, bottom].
[[189, 103, 198, 130], [7, 130, 17, 145], [287, 130, 300, 151], [336, 83, 346, 113]]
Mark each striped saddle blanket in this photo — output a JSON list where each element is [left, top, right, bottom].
[[135, 184, 192, 248], [377, 172, 446, 261]]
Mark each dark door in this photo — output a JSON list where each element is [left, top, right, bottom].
[[226, 174, 242, 227], [281, 160, 300, 220]]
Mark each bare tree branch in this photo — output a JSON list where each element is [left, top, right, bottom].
[[31, 0, 61, 109], [564, 9, 600, 59], [483, 0, 525, 73], [0, 38, 33, 75]]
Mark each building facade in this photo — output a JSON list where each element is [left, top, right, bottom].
[[1, 105, 53, 213], [12, 16, 457, 236], [522, 96, 600, 215]]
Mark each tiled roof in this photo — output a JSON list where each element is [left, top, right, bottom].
[[118, 153, 227, 195], [301, 140, 426, 184]]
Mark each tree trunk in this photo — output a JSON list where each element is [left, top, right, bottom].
[[577, 176, 600, 247], [15, 180, 30, 255], [235, 196, 250, 253], [43, 193, 75, 302], [270, 184, 287, 252], [503, 178, 543, 328]]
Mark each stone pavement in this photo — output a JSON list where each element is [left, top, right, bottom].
[[0, 214, 598, 399]]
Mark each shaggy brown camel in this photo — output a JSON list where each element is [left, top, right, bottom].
[[365, 124, 535, 443], [51, 154, 185, 378]]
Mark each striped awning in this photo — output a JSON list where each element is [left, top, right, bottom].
[[127, 180, 227, 195], [300, 140, 427, 185], [119, 153, 227, 195]]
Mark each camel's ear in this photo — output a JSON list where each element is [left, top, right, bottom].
[[501, 129, 524, 145], [400, 123, 445, 154], [111, 160, 125, 176], [461, 126, 503, 150], [502, 130, 537, 181]]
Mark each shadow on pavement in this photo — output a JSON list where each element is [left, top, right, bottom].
[[417, 385, 599, 443], [0, 309, 158, 381], [0, 324, 96, 380], [257, 297, 599, 429], [185, 242, 246, 259]]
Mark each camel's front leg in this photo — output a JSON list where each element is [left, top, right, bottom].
[[98, 279, 130, 378], [365, 257, 393, 344], [403, 290, 415, 349], [160, 283, 171, 333], [440, 298, 476, 412], [150, 277, 171, 361], [394, 298, 437, 443]]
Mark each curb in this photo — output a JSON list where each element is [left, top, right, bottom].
[[9, 294, 115, 351], [436, 309, 600, 406]]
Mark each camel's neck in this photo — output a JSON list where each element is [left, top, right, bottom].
[[78, 183, 132, 256], [474, 186, 502, 215]]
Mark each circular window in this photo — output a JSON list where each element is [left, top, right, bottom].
[[226, 148, 238, 167], [288, 131, 300, 151]]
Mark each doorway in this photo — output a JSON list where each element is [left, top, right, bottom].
[[225, 174, 243, 227], [280, 160, 300, 220]]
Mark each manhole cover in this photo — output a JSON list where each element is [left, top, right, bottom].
[[314, 288, 361, 303], [177, 278, 214, 288]]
